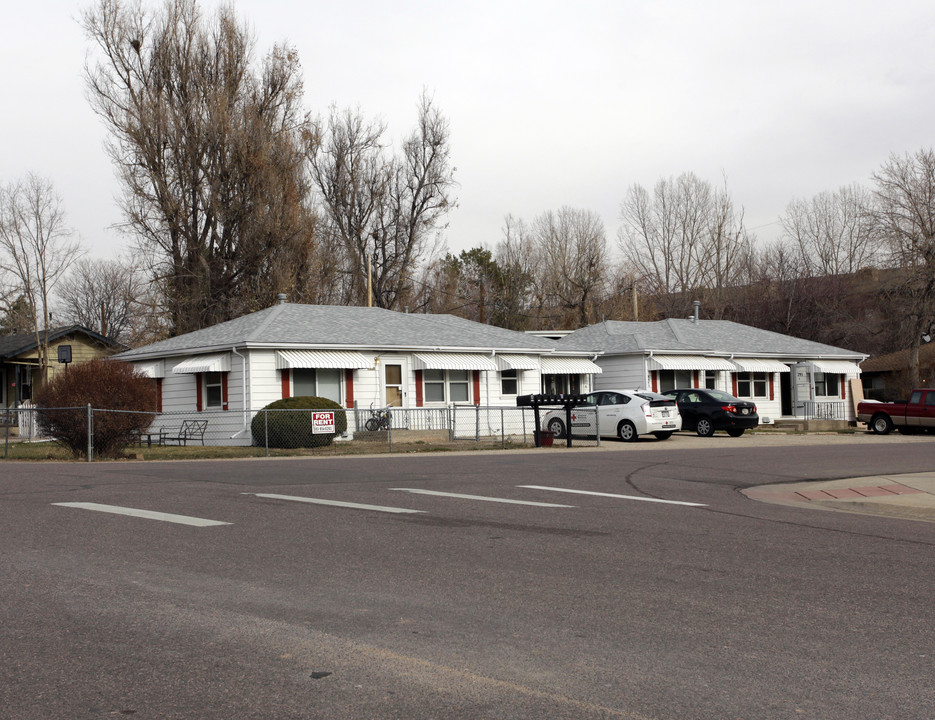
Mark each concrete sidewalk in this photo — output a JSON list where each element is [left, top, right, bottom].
[[743, 472, 935, 524]]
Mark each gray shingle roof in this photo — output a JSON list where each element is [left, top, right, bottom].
[[556, 319, 866, 359], [116, 304, 562, 359]]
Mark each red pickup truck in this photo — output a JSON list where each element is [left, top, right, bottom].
[[857, 389, 935, 434]]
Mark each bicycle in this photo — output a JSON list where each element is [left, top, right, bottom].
[[365, 404, 392, 432]]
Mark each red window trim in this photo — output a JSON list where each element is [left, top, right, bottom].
[[415, 369, 424, 407], [472, 370, 481, 406], [651, 371, 658, 393], [281, 369, 291, 399], [196, 372, 203, 412], [769, 374, 775, 401], [731, 373, 738, 396], [155, 378, 163, 413], [221, 372, 229, 411]]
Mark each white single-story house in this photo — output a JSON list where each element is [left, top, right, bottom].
[[554, 318, 868, 422], [114, 300, 603, 443]]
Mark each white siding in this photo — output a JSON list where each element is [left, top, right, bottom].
[[594, 356, 648, 391]]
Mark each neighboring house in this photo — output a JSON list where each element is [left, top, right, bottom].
[[555, 318, 867, 422], [860, 345, 935, 402], [114, 301, 602, 444], [1, 325, 124, 411]]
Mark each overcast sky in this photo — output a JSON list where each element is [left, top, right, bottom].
[[3, 0, 935, 262]]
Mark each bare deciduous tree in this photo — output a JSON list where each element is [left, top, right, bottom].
[[309, 93, 457, 309], [83, 0, 316, 335], [55, 256, 146, 344], [534, 207, 608, 328], [0, 174, 83, 377], [618, 173, 750, 318], [871, 148, 935, 388], [780, 184, 881, 276]]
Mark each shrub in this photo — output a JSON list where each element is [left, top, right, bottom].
[[251, 396, 347, 449], [34, 359, 157, 458]]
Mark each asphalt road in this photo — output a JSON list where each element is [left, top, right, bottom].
[[2, 437, 935, 719]]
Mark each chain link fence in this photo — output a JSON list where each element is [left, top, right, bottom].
[[3, 404, 601, 459]]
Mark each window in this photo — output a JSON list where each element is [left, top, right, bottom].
[[423, 369, 471, 404], [658, 370, 693, 392], [500, 369, 518, 396], [736, 372, 768, 398], [542, 374, 581, 394], [814, 372, 839, 397], [702, 371, 718, 390], [293, 368, 342, 404], [205, 372, 224, 408]]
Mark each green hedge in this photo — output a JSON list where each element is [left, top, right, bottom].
[[251, 396, 347, 448]]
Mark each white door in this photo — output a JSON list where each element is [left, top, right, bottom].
[[381, 357, 409, 408]]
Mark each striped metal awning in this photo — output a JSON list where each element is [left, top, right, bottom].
[[496, 354, 541, 371], [731, 358, 791, 373], [809, 359, 860, 374], [172, 354, 231, 374], [539, 356, 603, 374], [276, 350, 374, 370], [135, 360, 165, 378], [412, 353, 499, 371], [647, 355, 735, 371]]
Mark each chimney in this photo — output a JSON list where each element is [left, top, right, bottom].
[[692, 300, 700, 324]]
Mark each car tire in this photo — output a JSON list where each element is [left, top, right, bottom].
[[727, 429, 745, 437], [617, 420, 638, 442], [696, 417, 716, 437], [547, 418, 566, 439], [870, 414, 894, 435], [652, 431, 672, 440]]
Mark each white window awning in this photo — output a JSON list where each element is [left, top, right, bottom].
[[809, 359, 860, 374], [648, 355, 735, 371], [496, 354, 540, 371], [540, 356, 603, 374], [276, 350, 374, 370], [413, 353, 499, 371], [172, 354, 231, 374], [731, 358, 791, 373], [135, 360, 165, 378]]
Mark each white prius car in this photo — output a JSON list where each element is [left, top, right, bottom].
[[540, 389, 682, 442]]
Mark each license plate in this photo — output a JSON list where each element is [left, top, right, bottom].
[[741, 408, 749, 415], [661, 410, 669, 417], [663, 423, 675, 429]]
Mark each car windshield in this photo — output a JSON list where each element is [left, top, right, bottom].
[[705, 389, 739, 402]]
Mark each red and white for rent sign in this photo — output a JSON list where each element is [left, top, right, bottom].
[[312, 412, 335, 434]]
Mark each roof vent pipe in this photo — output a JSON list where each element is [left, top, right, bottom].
[[277, 293, 287, 305], [693, 300, 700, 324]]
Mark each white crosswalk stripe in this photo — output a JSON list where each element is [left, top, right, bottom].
[[518, 485, 706, 507], [52, 502, 231, 526], [392, 488, 575, 507]]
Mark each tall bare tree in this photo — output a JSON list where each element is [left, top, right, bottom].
[[83, 0, 316, 335], [780, 183, 881, 276], [0, 174, 83, 377], [534, 207, 608, 327], [55, 256, 146, 344], [308, 94, 457, 309], [619, 173, 750, 318], [871, 148, 935, 388]]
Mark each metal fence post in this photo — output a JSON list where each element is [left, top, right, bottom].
[[475, 404, 480, 442], [87, 404, 93, 462], [264, 409, 269, 457], [501, 407, 505, 448], [387, 410, 392, 452]]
